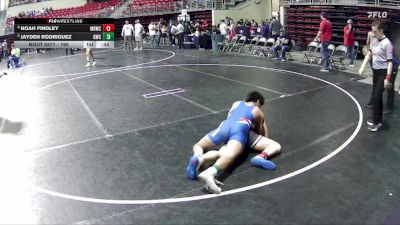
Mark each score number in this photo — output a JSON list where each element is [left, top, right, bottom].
[[102, 24, 115, 41], [102, 24, 115, 32], [102, 32, 114, 41]]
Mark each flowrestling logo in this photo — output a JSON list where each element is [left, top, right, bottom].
[[367, 11, 388, 18]]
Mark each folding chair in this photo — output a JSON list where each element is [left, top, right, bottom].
[[315, 44, 334, 66], [302, 41, 319, 65], [328, 44, 336, 56], [250, 37, 267, 56], [230, 36, 247, 53], [354, 41, 360, 60], [326, 44, 336, 66], [262, 38, 276, 57], [218, 37, 229, 52], [331, 45, 348, 70], [310, 43, 324, 65], [221, 36, 238, 52], [238, 36, 259, 55]]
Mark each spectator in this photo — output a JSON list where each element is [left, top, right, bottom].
[[242, 22, 250, 39], [184, 22, 190, 35], [229, 19, 236, 41], [183, 22, 191, 47], [65, 48, 73, 55], [201, 20, 209, 31], [251, 19, 258, 27], [134, 19, 144, 50], [161, 24, 168, 47], [272, 30, 293, 62], [193, 20, 202, 48], [226, 17, 231, 26], [121, 20, 134, 50], [314, 12, 332, 72], [244, 19, 250, 26], [189, 21, 195, 34], [157, 18, 166, 46], [343, 19, 356, 66], [236, 19, 242, 26], [7, 45, 21, 69], [2, 40, 8, 61], [211, 26, 220, 35], [148, 22, 157, 47], [269, 16, 282, 40], [366, 29, 375, 48], [168, 20, 175, 46], [176, 20, 185, 49], [363, 29, 375, 57], [219, 19, 228, 40], [260, 21, 269, 38], [250, 21, 258, 37], [361, 27, 375, 76]]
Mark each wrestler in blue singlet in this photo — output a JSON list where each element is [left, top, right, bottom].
[[207, 101, 255, 146]]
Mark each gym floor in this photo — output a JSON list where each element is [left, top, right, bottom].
[[0, 45, 399, 224]]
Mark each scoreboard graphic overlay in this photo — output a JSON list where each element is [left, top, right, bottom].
[[14, 18, 115, 49]]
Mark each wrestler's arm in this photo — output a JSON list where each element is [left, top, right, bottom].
[[262, 119, 268, 138], [253, 108, 265, 136]]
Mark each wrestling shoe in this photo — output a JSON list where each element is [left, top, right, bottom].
[[186, 156, 199, 180], [365, 103, 373, 108], [367, 123, 382, 132], [251, 156, 276, 170], [366, 120, 382, 127]]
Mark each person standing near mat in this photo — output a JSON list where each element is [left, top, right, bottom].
[[359, 28, 375, 79], [186, 91, 267, 194], [358, 19, 395, 132], [148, 21, 157, 47], [269, 16, 282, 41], [2, 40, 8, 61], [366, 29, 375, 51], [176, 20, 184, 49], [314, 12, 332, 73], [134, 19, 144, 51], [218, 19, 228, 41], [360, 41, 399, 115], [343, 19, 355, 67], [229, 19, 236, 41], [85, 48, 96, 67], [121, 20, 134, 50]]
